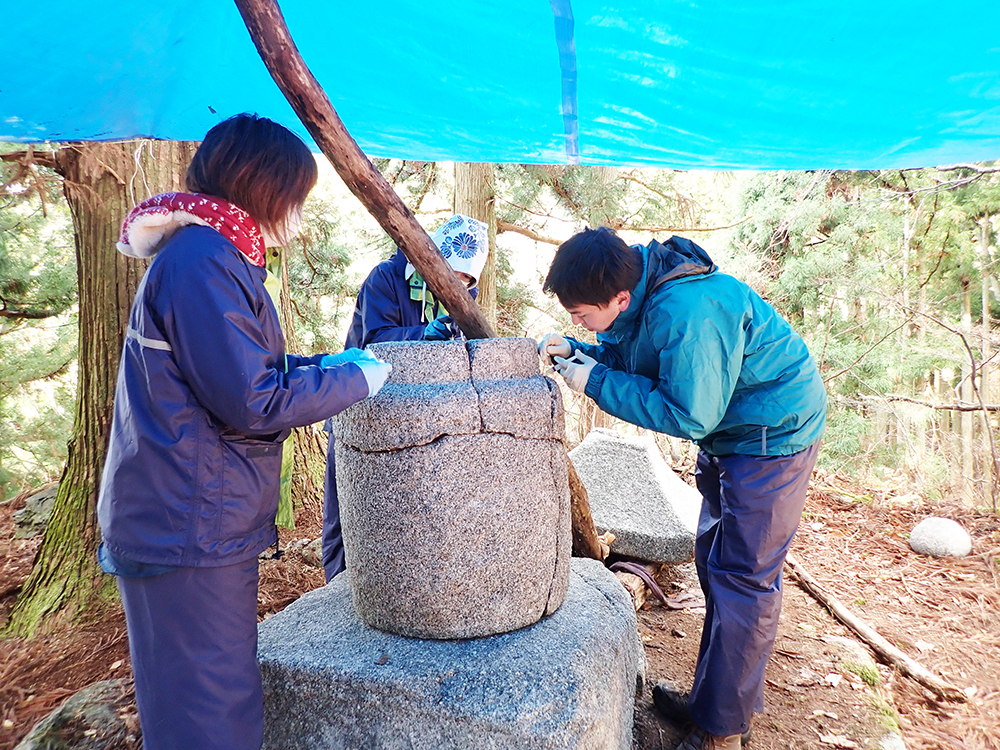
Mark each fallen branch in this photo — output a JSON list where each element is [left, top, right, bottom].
[[784, 552, 968, 703], [613, 570, 649, 612]]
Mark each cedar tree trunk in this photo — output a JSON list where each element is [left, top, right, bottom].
[[6, 141, 194, 636]]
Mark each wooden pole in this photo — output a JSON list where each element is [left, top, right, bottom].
[[785, 552, 968, 703], [233, 0, 496, 340], [567, 457, 603, 560]]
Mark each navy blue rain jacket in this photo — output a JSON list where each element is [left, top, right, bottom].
[[568, 237, 827, 456], [344, 249, 477, 348], [98, 226, 370, 567]]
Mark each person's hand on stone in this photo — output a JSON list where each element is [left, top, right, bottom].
[[537, 333, 572, 363], [553, 350, 598, 393], [356, 359, 393, 397], [320, 348, 376, 368], [423, 315, 455, 341]]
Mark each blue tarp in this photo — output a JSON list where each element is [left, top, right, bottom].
[[4, 1, 999, 169]]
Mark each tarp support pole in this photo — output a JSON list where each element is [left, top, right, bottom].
[[234, 0, 497, 340]]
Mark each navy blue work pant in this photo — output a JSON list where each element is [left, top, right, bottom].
[[118, 557, 262, 750], [321, 430, 346, 582], [688, 443, 819, 737]]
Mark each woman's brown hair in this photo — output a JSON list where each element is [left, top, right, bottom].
[[185, 113, 318, 235]]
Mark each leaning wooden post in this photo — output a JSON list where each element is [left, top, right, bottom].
[[234, 0, 496, 340]]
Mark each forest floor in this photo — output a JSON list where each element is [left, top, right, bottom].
[[1, 471, 999, 750]]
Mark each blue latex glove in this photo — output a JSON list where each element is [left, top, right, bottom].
[[355, 359, 393, 397], [553, 350, 598, 394], [321, 348, 376, 368], [423, 315, 456, 341]]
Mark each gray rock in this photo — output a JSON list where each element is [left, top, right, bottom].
[[370, 339, 472, 384], [476, 376, 565, 441], [468, 337, 541, 379], [15, 679, 140, 750], [879, 732, 907, 750], [13, 484, 59, 539], [909, 517, 973, 557], [337, 433, 570, 639], [300, 537, 323, 569], [332, 339, 571, 639], [332, 381, 482, 452], [569, 429, 701, 563], [258, 558, 644, 750]]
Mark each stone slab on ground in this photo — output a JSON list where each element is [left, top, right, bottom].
[[14, 679, 140, 750], [12, 483, 58, 539], [569, 429, 700, 563], [258, 558, 644, 750]]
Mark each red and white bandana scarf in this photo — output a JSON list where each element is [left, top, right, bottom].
[[117, 192, 265, 267]]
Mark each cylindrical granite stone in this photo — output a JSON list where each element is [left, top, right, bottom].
[[332, 338, 571, 639]]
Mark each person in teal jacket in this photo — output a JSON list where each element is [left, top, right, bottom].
[[540, 227, 826, 750]]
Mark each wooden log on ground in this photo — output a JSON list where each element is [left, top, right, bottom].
[[234, 0, 495, 340], [613, 571, 649, 612], [784, 552, 968, 703], [567, 457, 603, 560]]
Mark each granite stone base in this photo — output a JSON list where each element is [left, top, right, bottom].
[[258, 558, 644, 750]]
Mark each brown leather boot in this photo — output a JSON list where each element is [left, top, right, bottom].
[[652, 683, 752, 746], [674, 728, 742, 750]]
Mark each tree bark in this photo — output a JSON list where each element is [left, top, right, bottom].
[[961, 280, 975, 504], [980, 215, 993, 507], [234, 0, 495, 340], [453, 162, 497, 330], [6, 141, 195, 636]]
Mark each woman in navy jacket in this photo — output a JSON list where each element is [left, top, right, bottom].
[[97, 114, 391, 750]]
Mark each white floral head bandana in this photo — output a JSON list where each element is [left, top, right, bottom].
[[431, 214, 489, 286]]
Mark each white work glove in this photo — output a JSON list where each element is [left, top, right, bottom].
[[320, 348, 377, 368], [537, 333, 572, 363], [355, 359, 393, 397], [553, 350, 598, 394]]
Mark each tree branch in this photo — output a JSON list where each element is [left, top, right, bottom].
[[620, 216, 754, 234], [935, 163, 1000, 174], [822, 320, 911, 384], [890, 299, 1000, 510], [1, 149, 58, 171], [497, 220, 561, 245], [859, 394, 1000, 412]]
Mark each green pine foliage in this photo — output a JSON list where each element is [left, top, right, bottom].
[[0, 147, 77, 501]]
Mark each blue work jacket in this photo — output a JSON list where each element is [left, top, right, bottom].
[[98, 226, 369, 567], [345, 249, 477, 348], [569, 237, 827, 457]]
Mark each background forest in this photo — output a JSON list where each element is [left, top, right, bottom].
[[2, 148, 999, 510]]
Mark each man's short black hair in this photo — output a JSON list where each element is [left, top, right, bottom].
[[543, 226, 643, 308]]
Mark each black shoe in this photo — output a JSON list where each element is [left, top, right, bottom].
[[652, 682, 693, 725], [651, 683, 753, 747]]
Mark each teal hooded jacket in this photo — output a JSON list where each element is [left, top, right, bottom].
[[566, 237, 826, 457]]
